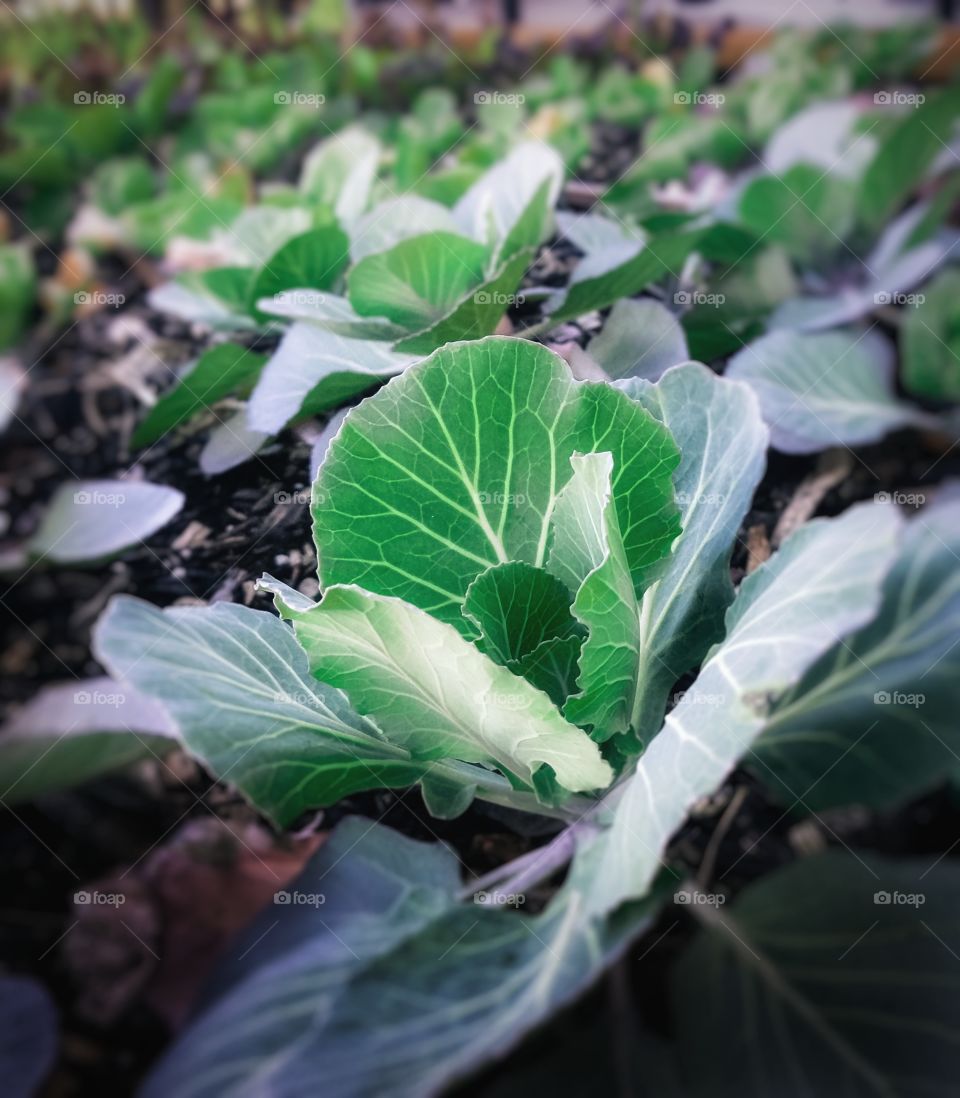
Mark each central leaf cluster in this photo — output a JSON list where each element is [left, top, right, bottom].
[[282, 335, 682, 801]]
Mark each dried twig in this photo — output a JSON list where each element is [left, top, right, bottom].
[[772, 449, 853, 548]]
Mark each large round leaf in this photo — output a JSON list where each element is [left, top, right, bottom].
[[312, 336, 680, 632], [347, 231, 489, 331]]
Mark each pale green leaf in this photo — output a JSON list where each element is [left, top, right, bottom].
[[392, 247, 532, 354], [901, 267, 960, 402], [860, 85, 960, 231], [29, 479, 184, 564], [726, 328, 929, 454], [548, 451, 641, 741], [462, 561, 579, 666], [0, 354, 24, 434], [285, 584, 613, 795], [140, 818, 462, 1098], [93, 597, 431, 826], [198, 411, 268, 475], [257, 290, 405, 340], [217, 206, 312, 267], [547, 231, 701, 324], [586, 297, 689, 381], [132, 344, 267, 448], [246, 323, 416, 434], [620, 363, 768, 743], [737, 163, 855, 265], [769, 200, 960, 332], [0, 676, 177, 802], [580, 502, 903, 916], [453, 141, 562, 260], [141, 816, 660, 1098], [349, 195, 457, 261], [348, 231, 489, 330], [299, 127, 381, 225], [147, 278, 258, 333], [555, 209, 645, 255], [753, 497, 960, 810], [763, 99, 874, 178], [250, 224, 350, 307]]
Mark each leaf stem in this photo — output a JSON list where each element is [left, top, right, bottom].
[[514, 316, 556, 340], [432, 758, 595, 823], [456, 820, 593, 902]]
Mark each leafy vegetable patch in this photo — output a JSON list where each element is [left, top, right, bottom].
[[3, 18, 960, 1096]]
